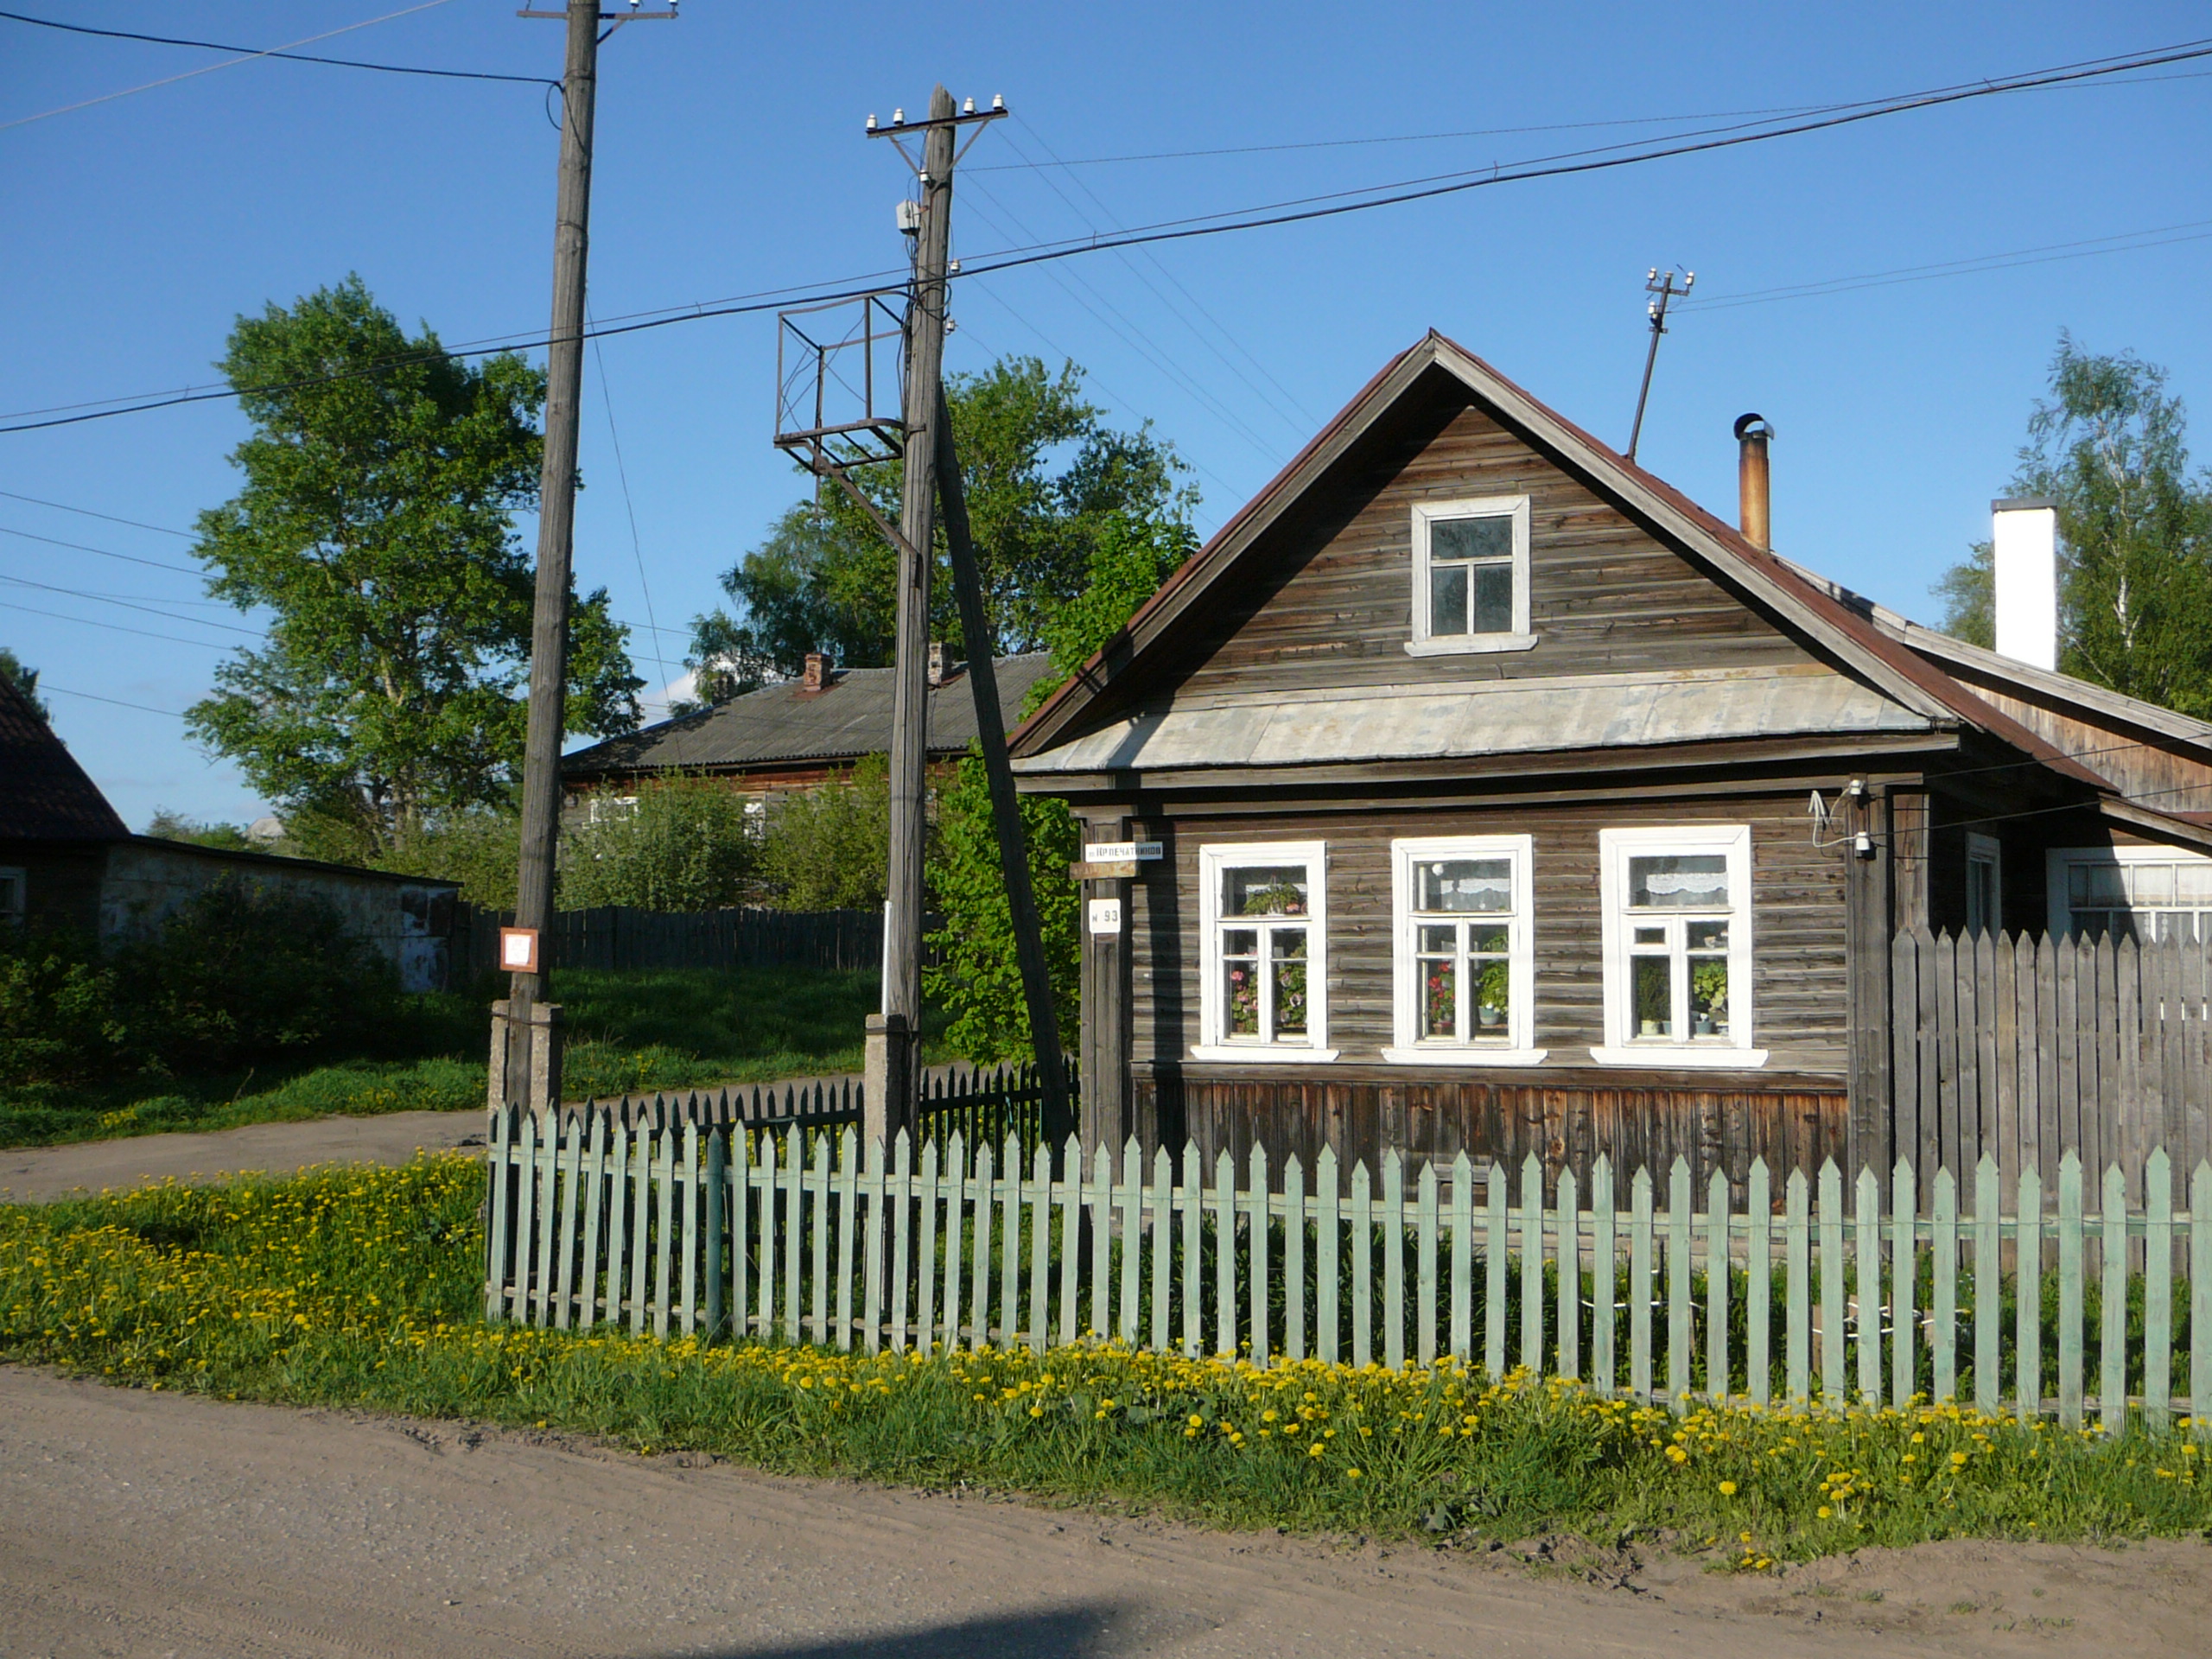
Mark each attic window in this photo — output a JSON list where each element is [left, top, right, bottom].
[[1407, 496, 1535, 657]]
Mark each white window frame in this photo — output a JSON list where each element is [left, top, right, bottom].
[[1592, 824, 1766, 1069], [1405, 494, 1537, 658], [1965, 832, 2003, 936], [0, 866, 22, 926], [1194, 841, 1336, 1063], [1383, 835, 1543, 1065], [2046, 844, 2212, 940]]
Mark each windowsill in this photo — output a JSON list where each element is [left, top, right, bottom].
[[1189, 1044, 1340, 1065], [1587, 1044, 1770, 1071], [1382, 1046, 1548, 1067], [1403, 632, 1539, 658]]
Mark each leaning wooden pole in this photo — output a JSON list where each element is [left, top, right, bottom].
[[934, 387, 1075, 1149]]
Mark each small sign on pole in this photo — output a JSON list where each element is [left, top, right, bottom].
[[1086, 840, 1161, 864], [1087, 896, 1123, 937], [499, 926, 540, 973]]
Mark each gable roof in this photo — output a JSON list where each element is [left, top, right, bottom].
[[0, 672, 128, 842], [1010, 332, 2113, 795], [564, 653, 1058, 784]]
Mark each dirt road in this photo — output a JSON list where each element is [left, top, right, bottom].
[[0, 1111, 486, 1205], [0, 1367, 2198, 1658]]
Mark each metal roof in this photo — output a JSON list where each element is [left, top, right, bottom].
[[1012, 664, 1930, 777], [0, 673, 129, 842], [564, 654, 1058, 781]]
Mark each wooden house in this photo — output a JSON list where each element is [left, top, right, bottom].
[[1007, 333, 2212, 1184]]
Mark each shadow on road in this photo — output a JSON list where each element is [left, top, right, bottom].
[[683, 1599, 1148, 1658]]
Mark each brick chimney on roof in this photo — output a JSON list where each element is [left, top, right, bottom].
[[802, 652, 827, 691], [926, 641, 950, 687]]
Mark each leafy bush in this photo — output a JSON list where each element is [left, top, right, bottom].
[[111, 879, 400, 1073], [376, 810, 523, 910], [560, 776, 755, 912], [0, 928, 128, 1088], [925, 750, 1079, 1063], [755, 754, 891, 910]]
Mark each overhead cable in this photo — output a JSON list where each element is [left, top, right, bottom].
[[0, 8, 551, 87]]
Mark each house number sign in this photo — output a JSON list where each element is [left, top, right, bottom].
[[1088, 897, 1123, 937]]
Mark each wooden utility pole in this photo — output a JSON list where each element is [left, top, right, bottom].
[[1625, 265, 1692, 464], [862, 86, 957, 1143], [495, 1, 671, 1116]]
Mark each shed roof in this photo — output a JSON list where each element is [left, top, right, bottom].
[[0, 672, 129, 842], [563, 654, 1058, 783]]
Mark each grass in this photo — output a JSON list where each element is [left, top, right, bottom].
[[5, 1158, 2212, 1560], [0, 966, 938, 1149]]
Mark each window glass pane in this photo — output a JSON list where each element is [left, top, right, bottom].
[[1686, 919, 1730, 953], [1633, 956, 1673, 1038], [1222, 929, 1259, 1037], [1471, 562, 1515, 634], [1632, 925, 1666, 947], [1473, 958, 1510, 1035], [2135, 865, 2175, 905], [2176, 863, 2212, 903], [1226, 865, 1309, 916], [1272, 929, 1308, 1038], [1431, 515, 1512, 563], [1418, 923, 1457, 954], [1629, 853, 1730, 909], [2077, 863, 2126, 906], [1417, 858, 1512, 912], [1689, 957, 1728, 1037], [1421, 953, 1456, 1039], [1428, 563, 1468, 636], [1469, 924, 1510, 956]]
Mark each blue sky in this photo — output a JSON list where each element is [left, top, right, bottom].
[[4, 2, 2210, 830]]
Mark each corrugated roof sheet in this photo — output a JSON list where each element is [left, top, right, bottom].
[[564, 654, 1058, 780], [1013, 664, 1931, 776], [0, 672, 128, 842]]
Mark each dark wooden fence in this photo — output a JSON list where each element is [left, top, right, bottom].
[[1889, 926, 2212, 1199], [535, 1060, 1065, 1167], [455, 904, 882, 979]]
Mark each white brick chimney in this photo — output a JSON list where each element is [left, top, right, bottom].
[[1993, 496, 2058, 671]]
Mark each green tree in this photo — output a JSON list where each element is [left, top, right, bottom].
[[926, 512, 1198, 1064], [560, 778, 755, 912], [185, 276, 641, 857], [689, 356, 1194, 683], [755, 755, 892, 910], [1935, 334, 2212, 709], [144, 810, 256, 852], [0, 646, 48, 721]]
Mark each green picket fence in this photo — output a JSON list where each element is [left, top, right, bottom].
[[485, 1109, 2212, 1428]]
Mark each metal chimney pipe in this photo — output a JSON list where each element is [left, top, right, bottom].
[[1735, 413, 1773, 550]]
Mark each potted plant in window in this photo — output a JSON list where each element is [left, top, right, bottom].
[[1476, 959, 1510, 1033], [1691, 962, 1728, 1037]]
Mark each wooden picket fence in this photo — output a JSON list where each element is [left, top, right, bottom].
[[1891, 926, 2212, 1197], [486, 1115, 2212, 1428]]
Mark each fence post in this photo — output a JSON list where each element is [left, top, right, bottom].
[[2058, 1152, 2084, 1429], [1592, 1155, 1616, 1396], [2145, 1148, 2172, 1432], [1785, 1167, 1809, 1403], [1745, 1159, 1770, 1406]]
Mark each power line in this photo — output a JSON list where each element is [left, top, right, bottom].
[[38, 682, 187, 719], [0, 521, 202, 575], [0, 0, 458, 133], [0, 9, 553, 87], [8, 35, 2209, 436], [0, 487, 196, 537], [0, 598, 234, 649], [0, 571, 260, 632], [590, 323, 676, 702], [1681, 219, 2212, 312]]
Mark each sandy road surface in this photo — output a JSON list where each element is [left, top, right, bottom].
[[0, 1111, 486, 1205], [0, 1368, 2201, 1658]]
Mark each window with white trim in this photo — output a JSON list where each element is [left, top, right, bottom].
[[1385, 836, 1541, 1065], [1965, 832, 2002, 936], [1595, 826, 1764, 1068], [1196, 842, 1333, 1061], [2048, 846, 2212, 942], [1406, 496, 1535, 657]]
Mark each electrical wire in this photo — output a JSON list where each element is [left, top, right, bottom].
[[37, 682, 186, 719], [1680, 219, 2212, 312], [0, 522, 202, 575], [589, 322, 676, 704], [0, 598, 235, 649], [0, 9, 553, 87], [0, 1, 458, 133], [0, 487, 195, 537], [0, 571, 261, 633], [8, 36, 2204, 437]]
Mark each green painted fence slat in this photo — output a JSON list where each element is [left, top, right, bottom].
[[1151, 1147, 1174, 1357], [1316, 1147, 1340, 1367], [1284, 1154, 1307, 1363], [606, 1114, 632, 1332], [1855, 1166, 1882, 1406], [1520, 1156, 1543, 1378], [2191, 1162, 2211, 1424], [1706, 1168, 1730, 1401], [484, 1109, 512, 1321], [555, 1116, 582, 1331], [2145, 1148, 2172, 1432], [861, 1135, 883, 1354], [1785, 1168, 1809, 1404], [1214, 1150, 1238, 1358], [891, 1134, 914, 1353], [1974, 1156, 1999, 1414], [1556, 1166, 1580, 1385], [969, 1140, 993, 1353], [1122, 1141, 1146, 1349], [1667, 1159, 1692, 1404], [1630, 1166, 1654, 1402], [1451, 1152, 1476, 1366], [679, 1122, 701, 1338], [1416, 1160, 1439, 1369], [2017, 1167, 2042, 1424], [1184, 1142, 1206, 1359], [1891, 1160, 1916, 1407], [707, 1127, 728, 1343], [1383, 1152, 1407, 1372], [1817, 1162, 1843, 1402], [1745, 1160, 1770, 1407], [1248, 1143, 1271, 1366], [1485, 1164, 1509, 1381], [630, 1123, 651, 1338], [1592, 1157, 1617, 1397], [2101, 1162, 2128, 1433], [2058, 1153, 2085, 1429], [1090, 1143, 1114, 1343], [1063, 1136, 1086, 1350], [654, 1123, 677, 1341], [811, 1131, 833, 1347], [1932, 1166, 1957, 1402], [914, 1138, 938, 1357], [1351, 1160, 1375, 1371]]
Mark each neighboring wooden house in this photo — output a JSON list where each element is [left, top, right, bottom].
[[561, 648, 1057, 816], [0, 674, 458, 990], [1008, 332, 2212, 1185]]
